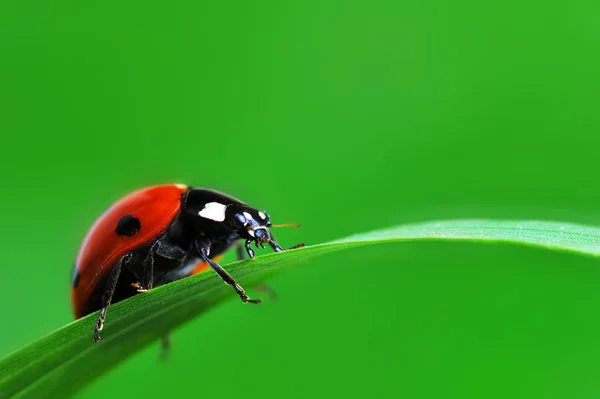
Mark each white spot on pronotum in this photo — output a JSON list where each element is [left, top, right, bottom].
[[248, 230, 255, 237], [198, 202, 227, 222], [174, 183, 188, 190], [243, 211, 253, 220], [258, 211, 266, 220]]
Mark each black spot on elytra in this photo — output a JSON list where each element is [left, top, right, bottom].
[[71, 264, 80, 288], [115, 215, 141, 237]]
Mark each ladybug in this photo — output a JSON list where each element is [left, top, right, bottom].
[[71, 184, 301, 343]]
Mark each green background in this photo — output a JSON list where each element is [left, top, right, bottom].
[[2, 1, 600, 398]]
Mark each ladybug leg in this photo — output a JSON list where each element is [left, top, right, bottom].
[[288, 243, 307, 250], [159, 335, 171, 360], [95, 253, 131, 343], [236, 241, 246, 261], [235, 241, 279, 301], [244, 238, 255, 258], [264, 230, 306, 253], [266, 237, 306, 253], [196, 238, 262, 304], [138, 239, 186, 292]]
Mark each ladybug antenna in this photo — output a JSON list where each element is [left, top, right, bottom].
[[269, 223, 301, 229]]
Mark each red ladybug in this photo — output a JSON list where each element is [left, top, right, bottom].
[[71, 184, 300, 343]]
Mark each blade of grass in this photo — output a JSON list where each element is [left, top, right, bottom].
[[2, 219, 600, 398]]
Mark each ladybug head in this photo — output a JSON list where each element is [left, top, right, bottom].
[[226, 205, 277, 248]]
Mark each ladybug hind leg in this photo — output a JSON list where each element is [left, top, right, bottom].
[[95, 253, 134, 343]]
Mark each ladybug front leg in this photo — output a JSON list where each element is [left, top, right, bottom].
[[95, 253, 132, 343], [196, 238, 262, 304], [235, 241, 278, 301]]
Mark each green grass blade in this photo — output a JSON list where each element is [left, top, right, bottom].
[[2, 219, 600, 398]]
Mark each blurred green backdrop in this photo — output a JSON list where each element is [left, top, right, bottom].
[[2, 0, 600, 398]]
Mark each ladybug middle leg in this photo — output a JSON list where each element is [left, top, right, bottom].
[[160, 336, 171, 360], [134, 238, 185, 356], [235, 241, 246, 262], [135, 238, 186, 292]]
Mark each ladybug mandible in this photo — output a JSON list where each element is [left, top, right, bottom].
[[70, 184, 301, 343]]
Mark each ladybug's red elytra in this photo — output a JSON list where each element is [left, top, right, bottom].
[[71, 184, 302, 343]]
